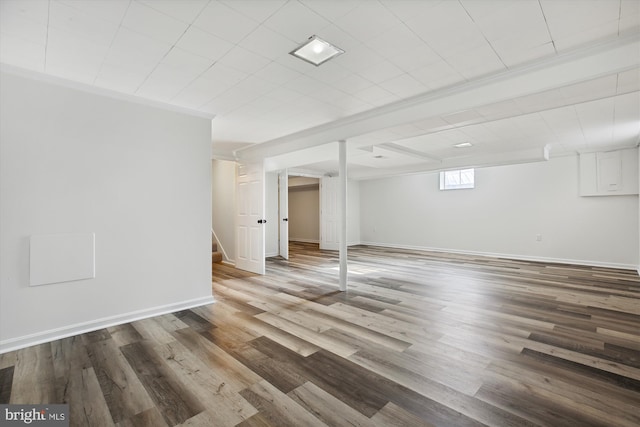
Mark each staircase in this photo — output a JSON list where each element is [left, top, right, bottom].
[[212, 241, 223, 263]]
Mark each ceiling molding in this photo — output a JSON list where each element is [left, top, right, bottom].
[[575, 142, 639, 155], [0, 64, 216, 121], [211, 150, 237, 161], [236, 32, 639, 163]]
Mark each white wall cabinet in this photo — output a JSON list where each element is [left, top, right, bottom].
[[579, 147, 638, 196]]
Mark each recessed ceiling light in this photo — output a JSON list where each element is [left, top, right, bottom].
[[290, 35, 344, 66], [454, 142, 473, 148]]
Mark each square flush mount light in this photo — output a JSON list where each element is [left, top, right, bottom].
[[290, 35, 344, 66]]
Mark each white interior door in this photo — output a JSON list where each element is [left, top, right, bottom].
[[279, 170, 289, 259], [320, 176, 339, 250], [236, 162, 265, 274]]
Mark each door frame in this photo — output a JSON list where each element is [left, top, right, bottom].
[[278, 170, 289, 260]]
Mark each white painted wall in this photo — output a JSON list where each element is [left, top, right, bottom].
[[360, 155, 638, 269], [348, 180, 361, 245], [0, 71, 213, 352], [289, 184, 320, 243], [211, 159, 236, 263], [265, 172, 279, 256]]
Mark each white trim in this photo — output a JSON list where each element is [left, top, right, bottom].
[[0, 295, 215, 354], [360, 241, 638, 271], [220, 260, 235, 267], [289, 238, 361, 247], [265, 251, 279, 257], [0, 64, 215, 120]]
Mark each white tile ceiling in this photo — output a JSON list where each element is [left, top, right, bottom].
[[1, 0, 639, 177]]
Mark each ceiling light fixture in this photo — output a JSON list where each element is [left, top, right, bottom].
[[454, 142, 473, 148], [290, 35, 344, 66]]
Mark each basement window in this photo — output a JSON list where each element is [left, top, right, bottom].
[[439, 168, 475, 190]]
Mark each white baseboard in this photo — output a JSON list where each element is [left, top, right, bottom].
[[294, 239, 362, 248], [0, 295, 215, 354], [360, 241, 638, 271], [289, 238, 319, 243]]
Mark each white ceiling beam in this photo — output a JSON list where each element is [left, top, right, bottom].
[[236, 32, 639, 163], [378, 142, 441, 162], [350, 147, 550, 180]]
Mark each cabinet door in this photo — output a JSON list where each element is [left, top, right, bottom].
[[596, 151, 622, 193]]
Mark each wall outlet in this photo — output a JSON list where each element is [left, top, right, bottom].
[[536, 234, 542, 241]]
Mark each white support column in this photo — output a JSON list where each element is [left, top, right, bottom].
[[338, 140, 347, 291]]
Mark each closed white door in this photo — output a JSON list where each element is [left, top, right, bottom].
[[279, 171, 289, 260], [236, 162, 265, 274], [320, 176, 339, 250]]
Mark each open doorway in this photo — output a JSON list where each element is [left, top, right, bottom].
[[265, 173, 321, 260]]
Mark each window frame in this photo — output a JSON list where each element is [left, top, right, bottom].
[[439, 168, 475, 190]]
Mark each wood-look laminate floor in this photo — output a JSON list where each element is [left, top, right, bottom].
[[1, 242, 639, 426]]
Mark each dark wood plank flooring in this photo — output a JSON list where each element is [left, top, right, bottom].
[[1, 242, 639, 426]]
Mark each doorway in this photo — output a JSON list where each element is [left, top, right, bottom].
[[264, 173, 321, 260]]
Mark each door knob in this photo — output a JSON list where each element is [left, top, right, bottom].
[[257, 219, 267, 224], [283, 218, 288, 222]]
